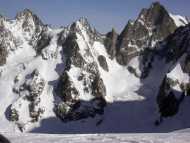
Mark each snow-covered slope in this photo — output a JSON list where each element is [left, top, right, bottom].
[[2, 133, 190, 143], [169, 13, 188, 27]]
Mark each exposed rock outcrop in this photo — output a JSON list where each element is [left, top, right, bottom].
[[10, 69, 45, 128], [54, 19, 107, 122], [97, 55, 109, 71], [104, 28, 118, 59], [116, 2, 177, 65], [16, 9, 43, 36]]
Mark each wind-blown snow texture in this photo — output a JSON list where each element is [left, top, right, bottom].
[[2, 133, 190, 143], [0, 2, 190, 136]]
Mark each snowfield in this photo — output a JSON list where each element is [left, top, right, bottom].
[[2, 132, 190, 143]]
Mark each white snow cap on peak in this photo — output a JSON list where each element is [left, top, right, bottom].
[[169, 13, 189, 27]]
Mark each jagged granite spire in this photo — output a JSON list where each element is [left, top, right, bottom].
[[115, 2, 178, 65], [104, 28, 118, 59], [69, 17, 102, 45], [15, 8, 44, 36], [16, 8, 43, 25]]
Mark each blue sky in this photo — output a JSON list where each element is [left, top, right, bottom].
[[0, 0, 189, 33]]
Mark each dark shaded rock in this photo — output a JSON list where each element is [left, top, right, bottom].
[[180, 83, 190, 96], [9, 108, 19, 121], [97, 55, 109, 71], [0, 43, 8, 66], [62, 33, 86, 70], [127, 66, 139, 78], [116, 2, 177, 65], [92, 75, 106, 98], [116, 20, 142, 65], [0, 15, 6, 28], [0, 134, 11, 143], [187, 84, 190, 96], [157, 76, 184, 118], [0, 27, 17, 65], [58, 72, 79, 104], [55, 97, 106, 122], [158, 91, 179, 117], [104, 28, 118, 59], [92, 97, 107, 112], [70, 18, 102, 44], [61, 107, 96, 122], [139, 48, 154, 79], [57, 28, 68, 46], [10, 69, 45, 124], [159, 24, 190, 62], [29, 104, 44, 122], [55, 20, 107, 122], [182, 54, 190, 74], [16, 9, 43, 34], [34, 27, 52, 55], [54, 102, 71, 120]]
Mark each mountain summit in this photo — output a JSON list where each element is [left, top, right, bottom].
[[111, 1, 187, 65]]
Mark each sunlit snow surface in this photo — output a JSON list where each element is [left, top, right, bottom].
[[2, 133, 190, 143], [169, 13, 188, 27]]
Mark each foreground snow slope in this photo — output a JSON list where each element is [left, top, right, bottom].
[[3, 133, 190, 143]]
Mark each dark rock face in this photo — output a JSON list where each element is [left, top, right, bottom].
[[157, 77, 181, 117], [70, 18, 103, 44], [62, 33, 86, 69], [10, 69, 45, 123], [16, 9, 46, 55], [160, 24, 190, 62], [155, 24, 190, 121], [182, 54, 190, 74], [92, 75, 106, 98], [16, 9, 43, 34], [158, 91, 180, 117], [0, 44, 8, 66], [116, 20, 147, 65], [97, 55, 109, 71], [104, 28, 118, 59], [0, 9, 46, 66], [105, 2, 177, 65], [137, 2, 176, 39], [0, 26, 17, 65], [157, 77, 185, 117], [9, 109, 19, 121], [58, 72, 79, 103], [139, 48, 154, 79], [0, 134, 10, 143], [54, 21, 107, 122], [34, 26, 52, 55]]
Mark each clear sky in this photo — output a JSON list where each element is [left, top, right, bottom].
[[0, 0, 189, 33]]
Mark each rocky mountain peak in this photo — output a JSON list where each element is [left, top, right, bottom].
[[69, 17, 102, 45], [70, 17, 91, 32], [0, 15, 7, 27], [104, 28, 118, 59], [137, 1, 172, 27], [114, 2, 178, 65], [16, 9, 34, 19], [15, 8, 42, 24], [77, 17, 90, 27], [15, 9, 43, 32]]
